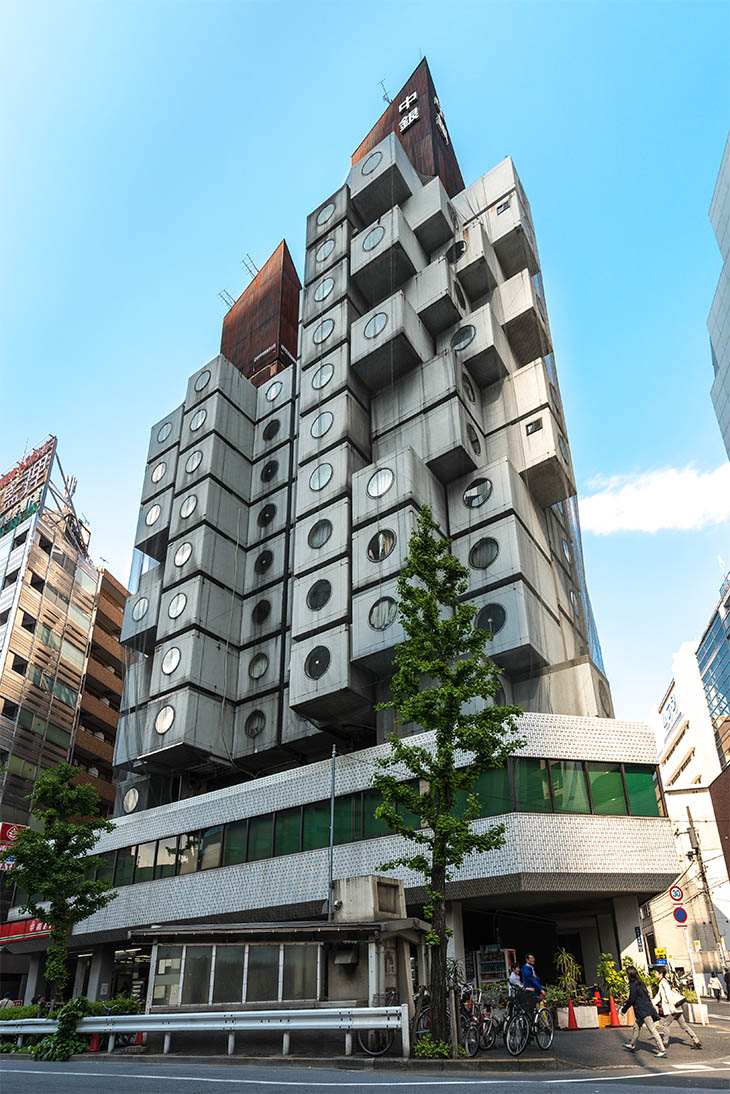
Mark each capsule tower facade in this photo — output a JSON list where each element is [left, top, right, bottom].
[[114, 60, 614, 814]]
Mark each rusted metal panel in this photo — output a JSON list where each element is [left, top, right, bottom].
[[351, 58, 465, 199], [220, 240, 301, 388]]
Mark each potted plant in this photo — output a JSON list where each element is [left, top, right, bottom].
[[596, 953, 631, 1026], [554, 948, 599, 1028]]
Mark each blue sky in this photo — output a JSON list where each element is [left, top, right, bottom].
[[1, 0, 728, 719]]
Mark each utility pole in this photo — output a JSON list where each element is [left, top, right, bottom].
[[327, 745, 336, 921], [687, 806, 728, 966]]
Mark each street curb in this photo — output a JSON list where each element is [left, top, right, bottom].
[[73, 1052, 561, 1071]]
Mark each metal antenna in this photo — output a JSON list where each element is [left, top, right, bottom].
[[218, 290, 236, 310], [241, 254, 259, 279], [379, 79, 391, 105]]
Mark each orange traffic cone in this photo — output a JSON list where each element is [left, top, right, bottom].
[[593, 989, 602, 1007], [87, 1033, 100, 1052], [567, 998, 578, 1030], [609, 995, 621, 1027], [135, 1032, 143, 1045]]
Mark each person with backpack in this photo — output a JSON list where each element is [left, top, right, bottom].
[[621, 967, 666, 1057], [653, 970, 701, 1049]]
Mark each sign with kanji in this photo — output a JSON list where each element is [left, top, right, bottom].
[[0, 919, 51, 942]]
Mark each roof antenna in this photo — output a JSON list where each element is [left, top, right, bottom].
[[241, 253, 259, 279], [218, 290, 236, 310], [379, 79, 392, 105]]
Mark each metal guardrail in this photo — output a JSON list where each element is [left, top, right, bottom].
[[0, 1004, 410, 1058]]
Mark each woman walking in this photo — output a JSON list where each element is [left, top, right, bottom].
[[621, 967, 666, 1057], [653, 970, 701, 1050]]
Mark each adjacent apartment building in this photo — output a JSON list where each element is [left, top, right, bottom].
[[709, 133, 730, 459], [0, 437, 128, 998], [642, 575, 730, 991], [7, 61, 678, 1012]]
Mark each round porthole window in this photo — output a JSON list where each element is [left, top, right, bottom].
[[562, 538, 572, 563], [313, 277, 335, 303], [313, 318, 335, 345], [467, 424, 481, 455], [185, 450, 203, 474], [366, 467, 394, 498], [312, 361, 334, 390], [266, 380, 283, 402], [168, 592, 187, 619], [308, 518, 333, 548], [306, 579, 331, 611], [364, 312, 388, 339], [262, 418, 280, 442], [151, 461, 166, 483], [493, 686, 506, 706], [469, 537, 499, 569], [599, 681, 612, 717], [145, 503, 161, 527], [122, 787, 139, 813], [559, 435, 569, 462], [309, 462, 333, 491], [363, 224, 385, 252], [315, 238, 335, 263], [310, 411, 334, 438], [180, 495, 197, 519], [157, 422, 172, 443], [316, 201, 335, 226], [194, 369, 211, 393], [245, 710, 266, 738], [463, 478, 492, 508], [132, 596, 149, 622], [260, 459, 279, 483], [190, 408, 207, 432], [476, 603, 506, 635], [254, 550, 273, 574], [445, 240, 468, 263], [305, 645, 330, 679], [451, 325, 476, 352], [252, 599, 271, 624], [162, 647, 181, 675], [361, 150, 383, 175], [155, 705, 175, 735], [249, 652, 269, 679], [258, 503, 276, 528], [462, 375, 476, 403], [367, 528, 396, 562], [369, 596, 397, 631], [174, 542, 192, 567]]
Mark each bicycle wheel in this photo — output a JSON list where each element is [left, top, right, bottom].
[[356, 1029, 395, 1056], [535, 1007, 554, 1051], [464, 1021, 480, 1057], [414, 1006, 431, 1044], [505, 1012, 530, 1057], [480, 1017, 497, 1051]]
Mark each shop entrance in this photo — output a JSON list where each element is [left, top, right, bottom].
[[462, 908, 558, 989], [111, 946, 151, 1004]]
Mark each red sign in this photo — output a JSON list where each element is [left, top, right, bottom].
[[0, 822, 25, 843], [669, 885, 683, 902], [0, 919, 51, 942]]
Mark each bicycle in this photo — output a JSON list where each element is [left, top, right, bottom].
[[101, 1001, 138, 1048], [357, 986, 431, 1056], [504, 993, 554, 1056]]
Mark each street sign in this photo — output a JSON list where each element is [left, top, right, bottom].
[[655, 947, 666, 959], [693, 939, 702, 952], [673, 907, 688, 924], [634, 926, 644, 952], [669, 885, 683, 902]]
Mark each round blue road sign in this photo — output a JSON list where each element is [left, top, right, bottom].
[[673, 907, 688, 924]]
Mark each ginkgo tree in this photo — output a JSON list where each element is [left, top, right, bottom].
[[372, 505, 524, 1047]]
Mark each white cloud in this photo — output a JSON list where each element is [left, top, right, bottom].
[[579, 464, 730, 534]]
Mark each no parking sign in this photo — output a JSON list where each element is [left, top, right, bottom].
[[672, 906, 688, 924]]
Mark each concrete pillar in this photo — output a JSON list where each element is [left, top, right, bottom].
[[23, 954, 42, 1005], [86, 946, 115, 1002], [578, 924, 602, 988], [71, 956, 90, 999], [396, 937, 415, 1017], [612, 896, 644, 966], [446, 901, 466, 973]]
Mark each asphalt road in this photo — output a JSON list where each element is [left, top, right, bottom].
[[2, 1059, 730, 1094]]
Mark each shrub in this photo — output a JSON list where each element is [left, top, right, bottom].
[[413, 1034, 465, 1058]]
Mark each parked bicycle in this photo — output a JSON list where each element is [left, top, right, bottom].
[[504, 993, 554, 1056], [356, 985, 431, 1057]]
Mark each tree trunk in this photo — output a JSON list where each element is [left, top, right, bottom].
[[429, 859, 449, 1043]]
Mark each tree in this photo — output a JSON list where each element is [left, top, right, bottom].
[[0, 762, 116, 994], [372, 505, 524, 1046]]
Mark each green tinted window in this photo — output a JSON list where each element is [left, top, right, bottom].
[[135, 841, 157, 883], [247, 814, 273, 861], [75, 567, 97, 594], [624, 764, 662, 817], [302, 801, 330, 851], [96, 850, 116, 883], [155, 837, 178, 879], [68, 603, 91, 630], [17, 708, 33, 730], [334, 795, 359, 845], [114, 845, 136, 886], [363, 789, 391, 838], [514, 758, 552, 812], [473, 767, 511, 816], [274, 808, 301, 856], [551, 761, 590, 814], [61, 638, 85, 669], [587, 763, 627, 815], [45, 723, 71, 748], [199, 826, 222, 870], [177, 832, 199, 875], [222, 820, 247, 866]]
